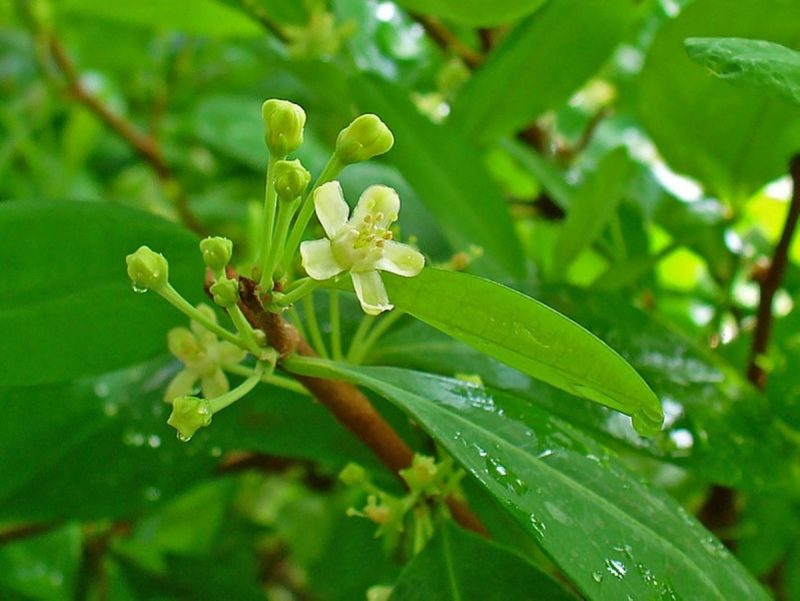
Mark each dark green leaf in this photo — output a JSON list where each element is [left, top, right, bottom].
[[635, 0, 800, 201], [284, 361, 769, 601], [394, 0, 547, 27], [382, 269, 663, 435], [451, 0, 633, 144], [0, 201, 203, 387], [685, 37, 800, 106], [390, 521, 576, 600]]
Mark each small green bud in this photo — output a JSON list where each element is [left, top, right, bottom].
[[339, 462, 368, 486], [167, 396, 213, 442], [200, 237, 233, 273], [334, 114, 394, 165], [262, 98, 306, 157], [209, 278, 239, 308], [400, 454, 438, 493], [273, 159, 311, 201], [126, 245, 169, 292]]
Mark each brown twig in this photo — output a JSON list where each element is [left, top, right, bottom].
[[216, 271, 489, 537], [45, 34, 205, 236], [747, 155, 800, 389], [411, 13, 484, 69]]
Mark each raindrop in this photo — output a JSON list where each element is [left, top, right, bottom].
[[544, 501, 572, 525], [605, 558, 627, 579], [147, 435, 161, 448], [529, 513, 547, 538], [177, 432, 191, 442], [592, 571, 604, 583], [132, 284, 149, 294]]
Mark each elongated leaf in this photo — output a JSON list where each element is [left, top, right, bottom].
[[552, 148, 634, 275], [349, 76, 526, 279], [685, 37, 800, 106], [284, 361, 768, 601], [451, 0, 633, 144], [395, 0, 547, 26], [390, 521, 576, 600], [381, 269, 663, 435], [0, 201, 203, 386], [635, 0, 800, 201]]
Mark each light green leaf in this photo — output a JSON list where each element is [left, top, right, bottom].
[[283, 361, 769, 601], [389, 521, 576, 600], [380, 268, 663, 435], [394, 0, 547, 27], [635, 0, 800, 202], [552, 147, 634, 275], [0, 201, 203, 387], [451, 0, 633, 144], [685, 37, 800, 106]]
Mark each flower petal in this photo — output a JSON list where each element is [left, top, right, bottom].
[[301, 238, 346, 280], [351, 270, 393, 315], [375, 240, 425, 277], [215, 341, 247, 367], [164, 369, 199, 403], [314, 181, 350, 238], [201, 369, 230, 400], [352, 185, 400, 230]]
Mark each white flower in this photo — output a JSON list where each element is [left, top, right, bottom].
[[164, 304, 247, 402], [300, 181, 425, 315]]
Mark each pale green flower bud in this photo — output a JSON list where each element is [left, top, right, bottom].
[[335, 114, 394, 165], [209, 278, 239, 308], [399, 454, 438, 493], [126, 246, 169, 292], [200, 237, 233, 273], [273, 159, 311, 202], [167, 396, 213, 442], [339, 462, 368, 486], [261, 99, 306, 157]]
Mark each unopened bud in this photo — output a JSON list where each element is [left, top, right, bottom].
[[335, 114, 394, 164], [126, 246, 169, 292], [209, 278, 239, 308], [262, 98, 306, 157], [200, 237, 233, 273], [339, 462, 368, 486], [274, 159, 311, 201], [400, 454, 438, 492], [167, 396, 212, 442]]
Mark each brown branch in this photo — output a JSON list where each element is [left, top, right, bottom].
[[222, 272, 489, 537], [747, 155, 800, 390], [46, 35, 205, 236], [411, 13, 484, 69]]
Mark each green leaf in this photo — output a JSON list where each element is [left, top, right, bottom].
[[194, 95, 265, 171], [394, 0, 547, 27], [0, 525, 83, 601], [0, 358, 378, 522], [635, 0, 800, 202], [0, 201, 203, 387], [381, 268, 663, 435], [57, 0, 262, 37], [451, 0, 633, 144], [389, 521, 576, 600], [552, 147, 635, 275], [349, 76, 526, 280], [284, 361, 769, 601], [685, 37, 800, 106]]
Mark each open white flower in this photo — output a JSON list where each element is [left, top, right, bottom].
[[300, 181, 424, 315]]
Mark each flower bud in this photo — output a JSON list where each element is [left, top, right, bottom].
[[335, 114, 394, 165], [126, 246, 169, 292], [209, 278, 239, 308], [273, 159, 311, 201], [200, 237, 233, 273], [167, 396, 212, 442], [262, 99, 306, 157], [339, 462, 368, 487], [399, 454, 438, 493]]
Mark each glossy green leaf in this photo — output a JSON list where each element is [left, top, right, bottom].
[[552, 147, 634, 275], [0, 201, 204, 387], [58, 0, 262, 37], [381, 268, 663, 435], [349, 76, 526, 279], [284, 361, 769, 601], [194, 96, 265, 171], [636, 0, 800, 201], [451, 0, 633, 144], [0, 358, 379, 522], [685, 37, 800, 106], [390, 521, 576, 600], [394, 0, 546, 26]]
